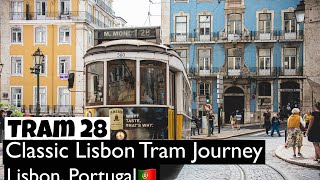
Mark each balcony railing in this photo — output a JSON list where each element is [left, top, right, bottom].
[[96, 0, 115, 15], [187, 66, 303, 77], [53, 105, 74, 114], [10, 11, 107, 28], [12, 105, 26, 113], [170, 30, 304, 43], [29, 105, 50, 114]]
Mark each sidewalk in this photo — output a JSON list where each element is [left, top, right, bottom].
[[190, 125, 265, 140], [275, 137, 320, 169]]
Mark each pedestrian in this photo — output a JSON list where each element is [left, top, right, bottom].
[[307, 102, 320, 162], [198, 115, 203, 134], [235, 110, 242, 130], [263, 108, 271, 135], [208, 111, 214, 135], [191, 118, 197, 136], [303, 110, 311, 137], [196, 116, 201, 135], [270, 113, 281, 137], [230, 112, 236, 130], [285, 108, 306, 158]]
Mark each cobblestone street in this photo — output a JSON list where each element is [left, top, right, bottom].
[[175, 132, 320, 180]]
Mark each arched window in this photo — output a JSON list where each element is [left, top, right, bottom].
[[259, 82, 271, 96], [199, 82, 210, 95]]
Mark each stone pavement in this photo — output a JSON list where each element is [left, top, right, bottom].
[[191, 125, 265, 140], [275, 136, 320, 169]]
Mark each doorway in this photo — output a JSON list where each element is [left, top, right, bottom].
[[224, 96, 245, 124]]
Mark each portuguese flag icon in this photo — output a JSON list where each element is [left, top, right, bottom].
[[138, 169, 156, 180]]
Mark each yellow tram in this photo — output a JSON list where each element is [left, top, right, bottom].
[[77, 39, 192, 140]]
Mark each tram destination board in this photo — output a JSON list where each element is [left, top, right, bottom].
[[96, 27, 159, 40]]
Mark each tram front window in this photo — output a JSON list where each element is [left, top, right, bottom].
[[140, 61, 166, 105], [108, 60, 136, 104], [87, 62, 104, 105]]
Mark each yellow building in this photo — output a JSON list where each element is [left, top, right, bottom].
[[1, 0, 121, 116]]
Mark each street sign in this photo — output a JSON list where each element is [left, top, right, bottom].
[[204, 104, 212, 111]]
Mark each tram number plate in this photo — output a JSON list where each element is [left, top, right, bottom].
[[117, 52, 125, 57]]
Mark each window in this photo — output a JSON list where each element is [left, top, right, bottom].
[[34, 87, 47, 106], [259, 49, 271, 70], [95, 9, 99, 24], [228, 48, 241, 70], [88, 4, 92, 15], [59, 27, 70, 43], [35, 27, 46, 43], [88, 30, 93, 47], [58, 87, 70, 106], [258, 82, 271, 96], [108, 60, 135, 104], [11, 57, 22, 75], [199, 49, 211, 71], [11, 87, 22, 108], [284, 12, 296, 33], [87, 62, 104, 105], [140, 61, 166, 105], [176, 49, 188, 70], [259, 13, 271, 33], [227, 14, 242, 35], [284, 48, 296, 69], [199, 82, 210, 96], [108, 19, 113, 27], [36, 0, 47, 16], [11, 27, 22, 43], [169, 71, 175, 106], [102, 15, 106, 25], [58, 56, 70, 75], [199, 15, 211, 36], [11, 1, 23, 19], [175, 16, 187, 40], [60, 0, 70, 15]]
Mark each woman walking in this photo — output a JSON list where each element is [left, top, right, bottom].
[[285, 108, 306, 157], [307, 102, 320, 162], [303, 111, 311, 136]]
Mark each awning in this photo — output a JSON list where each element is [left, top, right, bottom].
[[307, 78, 320, 92]]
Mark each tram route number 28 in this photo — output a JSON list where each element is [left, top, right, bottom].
[[4, 117, 111, 140]]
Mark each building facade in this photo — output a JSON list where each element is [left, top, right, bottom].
[[162, 0, 304, 123], [303, 0, 320, 112], [1, 0, 122, 116]]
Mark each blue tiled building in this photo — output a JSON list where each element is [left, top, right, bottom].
[[161, 0, 303, 124]]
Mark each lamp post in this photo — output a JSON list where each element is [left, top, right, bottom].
[[31, 48, 44, 117], [294, 0, 305, 23]]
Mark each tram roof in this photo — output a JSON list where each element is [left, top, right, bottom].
[[84, 39, 180, 58]]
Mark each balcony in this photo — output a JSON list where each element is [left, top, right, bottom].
[[279, 67, 303, 76], [53, 105, 74, 115], [29, 105, 50, 114], [170, 30, 304, 43], [12, 105, 26, 113], [10, 11, 107, 28], [96, 0, 115, 15]]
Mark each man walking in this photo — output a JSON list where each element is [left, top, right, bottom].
[[208, 111, 214, 135], [270, 113, 281, 137], [263, 108, 271, 135], [236, 110, 242, 130]]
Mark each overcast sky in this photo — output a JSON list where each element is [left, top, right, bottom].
[[113, 0, 161, 27]]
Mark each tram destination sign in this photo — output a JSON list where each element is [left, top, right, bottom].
[[96, 27, 159, 40]]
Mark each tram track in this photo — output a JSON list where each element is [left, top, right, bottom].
[[235, 164, 286, 180]]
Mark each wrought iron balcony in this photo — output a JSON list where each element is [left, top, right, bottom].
[[10, 11, 107, 28], [12, 105, 26, 113], [53, 105, 74, 114], [96, 0, 115, 15], [170, 33, 193, 42], [29, 105, 50, 114]]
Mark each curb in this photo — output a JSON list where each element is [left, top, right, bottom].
[[274, 145, 320, 170], [191, 129, 265, 140]]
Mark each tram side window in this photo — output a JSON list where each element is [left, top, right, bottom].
[[140, 61, 166, 105], [87, 62, 104, 105], [108, 60, 136, 104]]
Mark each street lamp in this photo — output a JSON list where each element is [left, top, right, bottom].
[[294, 0, 305, 23], [31, 47, 44, 117]]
